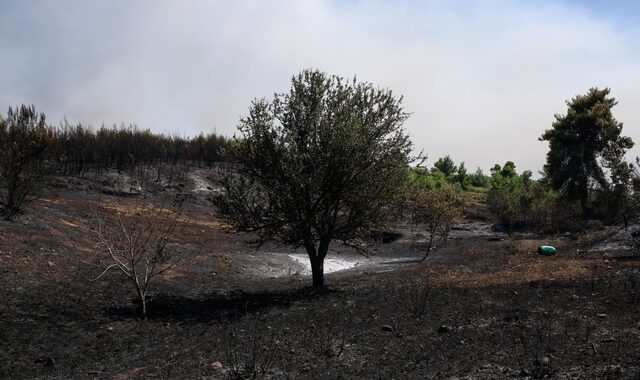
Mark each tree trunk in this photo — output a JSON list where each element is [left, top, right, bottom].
[[137, 289, 147, 320], [310, 255, 325, 287], [422, 234, 435, 261], [307, 237, 331, 288], [5, 175, 17, 217]]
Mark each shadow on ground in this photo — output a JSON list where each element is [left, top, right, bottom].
[[107, 286, 342, 322]]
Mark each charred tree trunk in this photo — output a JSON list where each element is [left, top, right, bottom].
[[310, 255, 325, 287], [422, 234, 435, 261], [136, 287, 147, 321], [307, 237, 331, 288]]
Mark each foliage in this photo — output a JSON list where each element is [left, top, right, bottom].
[[487, 187, 518, 237], [407, 184, 463, 259], [469, 167, 490, 188], [453, 162, 471, 189], [0, 105, 52, 218], [433, 155, 457, 178], [487, 160, 587, 234], [540, 88, 634, 211], [487, 161, 545, 236], [410, 156, 484, 191], [409, 167, 446, 189], [216, 69, 413, 287]]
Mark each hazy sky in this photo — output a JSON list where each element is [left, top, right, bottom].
[[1, 0, 639, 173]]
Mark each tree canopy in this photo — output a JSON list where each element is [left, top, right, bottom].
[[433, 155, 457, 178], [540, 88, 634, 209], [216, 69, 413, 287]]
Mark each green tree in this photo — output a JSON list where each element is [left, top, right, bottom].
[[486, 161, 530, 237], [540, 88, 634, 210], [216, 70, 413, 287], [470, 167, 490, 188], [432, 155, 457, 178], [500, 161, 517, 178], [453, 162, 471, 189]]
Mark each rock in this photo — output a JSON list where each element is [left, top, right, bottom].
[[438, 325, 452, 333], [380, 324, 394, 333], [35, 357, 55, 367], [47, 261, 55, 267], [212, 361, 223, 369], [538, 355, 551, 366]]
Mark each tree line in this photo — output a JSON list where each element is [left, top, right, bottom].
[[2, 71, 637, 295], [0, 106, 235, 216], [49, 121, 235, 174], [405, 88, 638, 235]]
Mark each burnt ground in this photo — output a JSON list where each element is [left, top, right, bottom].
[[1, 173, 640, 379]]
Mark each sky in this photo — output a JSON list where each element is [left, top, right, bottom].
[[1, 0, 639, 173]]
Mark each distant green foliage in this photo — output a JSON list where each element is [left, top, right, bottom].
[[433, 155, 457, 178], [487, 160, 586, 234], [409, 167, 446, 189], [409, 156, 488, 191], [487, 161, 526, 236], [469, 167, 490, 188]]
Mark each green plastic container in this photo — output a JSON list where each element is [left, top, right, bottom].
[[537, 245, 557, 256]]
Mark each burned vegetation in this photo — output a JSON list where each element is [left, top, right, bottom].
[[1, 76, 640, 379]]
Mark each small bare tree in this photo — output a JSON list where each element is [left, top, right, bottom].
[[408, 185, 462, 260], [93, 196, 192, 319]]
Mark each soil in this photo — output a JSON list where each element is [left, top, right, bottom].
[[1, 171, 639, 379]]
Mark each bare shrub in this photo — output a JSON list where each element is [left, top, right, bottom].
[[226, 321, 283, 379], [301, 306, 371, 359], [515, 299, 558, 379], [407, 185, 463, 260], [401, 278, 430, 319], [93, 195, 193, 319]]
